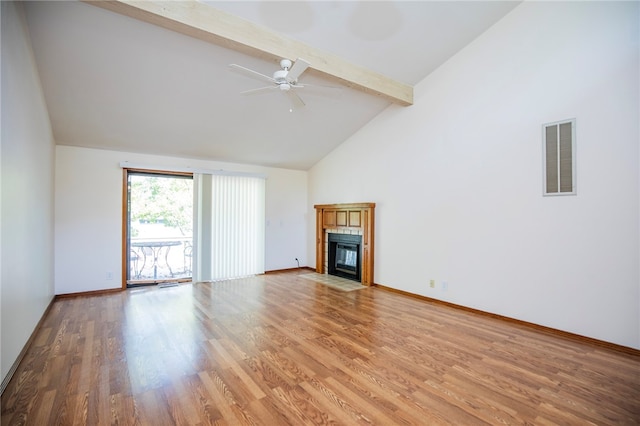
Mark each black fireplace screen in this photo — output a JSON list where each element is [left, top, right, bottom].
[[328, 233, 362, 282]]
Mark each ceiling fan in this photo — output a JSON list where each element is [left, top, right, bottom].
[[229, 58, 334, 110]]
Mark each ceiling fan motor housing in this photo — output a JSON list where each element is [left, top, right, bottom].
[[273, 69, 289, 83]]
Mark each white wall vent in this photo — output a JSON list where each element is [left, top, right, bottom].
[[543, 119, 576, 196]]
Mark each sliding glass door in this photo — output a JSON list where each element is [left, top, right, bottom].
[[125, 170, 193, 286]]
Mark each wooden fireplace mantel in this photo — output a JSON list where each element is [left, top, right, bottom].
[[314, 203, 375, 286]]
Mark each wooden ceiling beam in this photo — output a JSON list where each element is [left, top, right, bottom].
[[84, 0, 413, 106]]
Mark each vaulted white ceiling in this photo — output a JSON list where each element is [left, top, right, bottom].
[[23, 1, 520, 170]]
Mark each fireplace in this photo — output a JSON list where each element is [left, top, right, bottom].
[[314, 203, 375, 286], [328, 233, 361, 282]]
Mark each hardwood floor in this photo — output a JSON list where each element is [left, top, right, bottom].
[[2, 271, 639, 425]]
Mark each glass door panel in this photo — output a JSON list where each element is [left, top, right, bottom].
[[126, 171, 193, 286]]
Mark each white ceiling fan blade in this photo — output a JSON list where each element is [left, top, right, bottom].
[[286, 58, 310, 83], [229, 64, 275, 84], [286, 90, 306, 109], [240, 86, 278, 95]]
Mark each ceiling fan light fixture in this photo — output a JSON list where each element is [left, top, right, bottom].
[[279, 83, 291, 91]]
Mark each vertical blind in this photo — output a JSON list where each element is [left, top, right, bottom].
[[543, 119, 576, 195], [193, 173, 265, 282]]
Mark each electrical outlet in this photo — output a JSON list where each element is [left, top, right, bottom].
[[442, 281, 448, 291], [106, 271, 113, 280], [429, 279, 435, 288]]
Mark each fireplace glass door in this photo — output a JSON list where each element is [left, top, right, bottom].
[[336, 243, 358, 274], [328, 233, 362, 282]]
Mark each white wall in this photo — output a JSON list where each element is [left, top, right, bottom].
[[55, 146, 307, 295], [1, 2, 56, 382], [309, 2, 640, 349]]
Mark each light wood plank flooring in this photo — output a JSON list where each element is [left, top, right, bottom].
[[2, 271, 639, 425]]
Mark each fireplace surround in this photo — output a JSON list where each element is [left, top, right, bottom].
[[314, 203, 375, 286]]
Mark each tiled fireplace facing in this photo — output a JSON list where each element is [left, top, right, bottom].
[[314, 203, 375, 286]]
